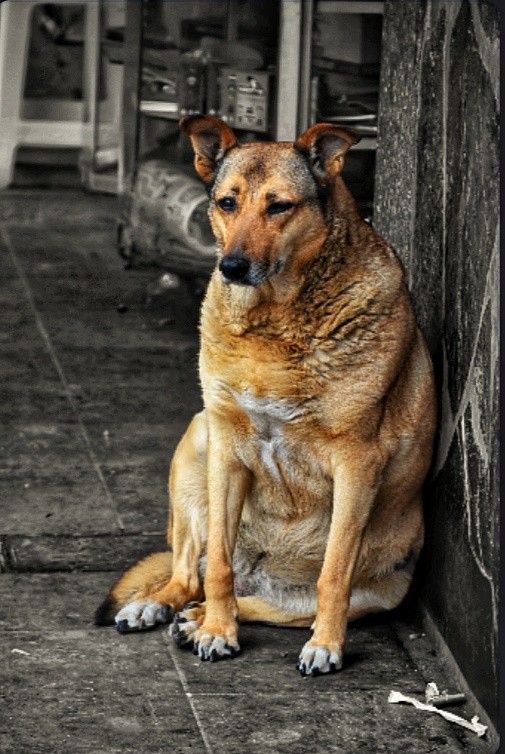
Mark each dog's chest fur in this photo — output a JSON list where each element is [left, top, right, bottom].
[[229, 388, 334, 577], [232, 390, 304, 481]]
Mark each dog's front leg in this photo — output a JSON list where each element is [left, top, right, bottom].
[[193, 417, 250, 661], [297, 448, 382, 676]]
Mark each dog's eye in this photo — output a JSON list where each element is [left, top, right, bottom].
[[267, 202, 295, 216], [217, 197, 237, 212]]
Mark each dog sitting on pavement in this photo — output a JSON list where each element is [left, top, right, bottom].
[[96, 116, 437, 676]]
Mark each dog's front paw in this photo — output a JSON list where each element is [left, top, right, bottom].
[[296, 641, 343, 676], [115, 600, 172, 633], [194, 630, 240, 662], [195, 616, 240, 662]]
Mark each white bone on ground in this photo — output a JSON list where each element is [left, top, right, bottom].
[[114, 600, 164, 628]]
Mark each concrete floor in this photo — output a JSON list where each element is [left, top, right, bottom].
[[0, 189, 494, 753]]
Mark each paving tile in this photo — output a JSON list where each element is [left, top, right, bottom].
[[55, 383, 201, 424], [1, 533, 166, 573], [0, 346, 199, 401], [0, 384, 77, 422], [0, 574, 491, 754], [0, 383, 198, 426], [172, 621, 419, 696], [0, 572, 118, 631], [0, 477, 118, 536], [46, 345, 200, 386], [0, 189, 118, 227], [0, 430, 174, 540], [167, 620, 491, 754], [0, 348, 59, 381], [0, 421, 91, 464], [2, 642, 204, 754], [101, 463, 171, 535], [0, 574, 206, 754], [0, 332, 49, 350], [189, 689, 467, 754], [85, 421, 189, 462], [0, 421, 183, 467]]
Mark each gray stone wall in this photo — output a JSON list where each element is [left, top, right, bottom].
[[374, 0, 499, 724]]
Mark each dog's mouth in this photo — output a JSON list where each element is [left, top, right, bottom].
[[219, 255, 284, 287]]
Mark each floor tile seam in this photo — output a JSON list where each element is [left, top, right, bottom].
[[0, 531, 164, 541], [0, 224, 125, 532], [0, 220, 116, 230], [147, 689, 393, 697], [162, 633, 217, 754], [0, 342, 199, 354]]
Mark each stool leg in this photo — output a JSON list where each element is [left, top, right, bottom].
[[0, 1, 33, 189]]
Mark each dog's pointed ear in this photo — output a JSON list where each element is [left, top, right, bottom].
[[295, 123, 361, 183], [179, 115, 238, 183]]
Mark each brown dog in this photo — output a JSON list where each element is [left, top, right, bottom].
[[96, 116, 437, 675]]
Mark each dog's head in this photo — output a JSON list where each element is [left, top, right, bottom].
[[180, 115, 359, 287]]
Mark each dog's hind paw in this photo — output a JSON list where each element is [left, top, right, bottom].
[[296, 642, 343, 676], [115, 600, 172, 633], [171, 603, 240, 661], [170, 603, 204, 648]]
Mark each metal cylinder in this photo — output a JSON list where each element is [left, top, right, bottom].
[[133, 160, 216, 259]]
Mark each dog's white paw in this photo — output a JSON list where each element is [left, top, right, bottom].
[[193, 632, 240, 662], [115, 600, 171, 633], [170, 603, 240, 661], [296, 642, 343, 676]]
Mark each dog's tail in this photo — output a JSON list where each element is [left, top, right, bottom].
[[94, 551, 173, 626]]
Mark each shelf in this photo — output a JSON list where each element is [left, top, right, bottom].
[[349, 136, 377, 150], [316, 2, 384, 14], [139, 101, 180, 119]]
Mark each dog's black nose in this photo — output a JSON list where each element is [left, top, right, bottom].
[[219, 255, 250, 283]]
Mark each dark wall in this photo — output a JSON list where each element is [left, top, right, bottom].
[[373, 0, 499, 725]]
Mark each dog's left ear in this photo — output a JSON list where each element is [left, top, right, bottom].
[[180, 115, 238, 183], [295, 123, 361, 183]]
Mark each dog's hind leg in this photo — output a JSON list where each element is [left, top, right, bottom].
[[237, 597, 315, 627], [344, 566, 413, 623], [95, 411, 209, 632]]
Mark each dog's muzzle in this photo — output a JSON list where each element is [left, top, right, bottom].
[[219, 254, 283, 286], [219, 254, 251, 284]]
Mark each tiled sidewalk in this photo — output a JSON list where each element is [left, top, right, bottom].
[[0, 190, 494, 753]]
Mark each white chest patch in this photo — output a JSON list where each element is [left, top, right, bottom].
[[233, 390, 304, 479]]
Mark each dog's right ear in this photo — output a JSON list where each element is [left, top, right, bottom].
[[295, 123, 361, 184], [179, 115, 238, 184]]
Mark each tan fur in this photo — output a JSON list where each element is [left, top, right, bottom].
[[97, 117, 436, 674]]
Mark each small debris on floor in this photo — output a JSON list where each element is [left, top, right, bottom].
[[425, 681, 466, 707], [388, 689, 487, 738]]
